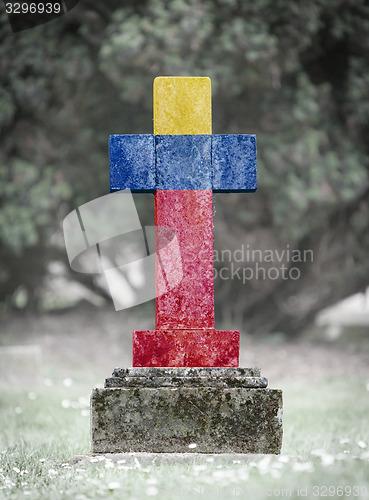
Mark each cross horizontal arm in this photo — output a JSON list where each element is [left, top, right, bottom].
[[109, 134, 156, 193], [110, 133, 257, 192], [212, 134, 257, 193]]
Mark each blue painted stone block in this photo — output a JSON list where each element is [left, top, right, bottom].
[[156, 135, 212, 190], [212, 134, 257, 192], [109, 134, 155, 192]]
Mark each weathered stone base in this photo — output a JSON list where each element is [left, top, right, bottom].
[[91, 368, 283, 454]]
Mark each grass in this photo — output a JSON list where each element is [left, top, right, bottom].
[[0, 377, 369, 499]]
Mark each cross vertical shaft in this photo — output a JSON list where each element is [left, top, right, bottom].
[[154, 77, 214, 330], [132, 77, 239, 367]]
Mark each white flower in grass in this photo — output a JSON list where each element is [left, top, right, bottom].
[[321, 454, 335, 466], [212, 469, 228, 478], [81, 410, 89, 417], [116, 459, 126, 464], [146, 486, 158, 496], [108, 482, 121, 491], [13, 467, 20, 473], [358, 440, 367, 449], [336, 453, 349, 460], [63, 378, 73, 387], [104, 462, 114, 469], [271, 468, 281, 479], [292, 462, 314, 472], [4, 477, 14, 487], [24, 491, 31, 496], [188, 443, 197, 449], [256, 455, 272, 474], [193, 464, 207, 472], [339, 438, 349, 444], [48, 469, 58, 477], [206, 457, 214, 463], [39, 459, 46, 463], [146, 477, 158, 485], [15, 407, 22, 414], [90, 458, 99, 463], [272, 461, 283, 470], [311, 449, 325, 457], [78, 396, 89, 406], [238, 468, 249, 481], [61, 400, 70, 409]]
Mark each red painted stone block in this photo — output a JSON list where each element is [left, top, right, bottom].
[[133, 330, 239, 367], [155, 190, 214, 330]]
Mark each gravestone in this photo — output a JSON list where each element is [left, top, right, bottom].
[[91, 77, 283, 453]]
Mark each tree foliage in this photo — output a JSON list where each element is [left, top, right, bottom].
[[0, 0, 369, 333]]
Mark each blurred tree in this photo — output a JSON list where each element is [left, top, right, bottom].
[[0, 0, 368, 333]]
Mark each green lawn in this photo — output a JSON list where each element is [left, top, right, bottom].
[[1, 377, 368, 499]]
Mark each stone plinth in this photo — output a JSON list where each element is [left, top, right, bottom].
[[91, 368, 283, 454], [133, 330, 239, 367]]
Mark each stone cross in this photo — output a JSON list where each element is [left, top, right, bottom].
[[109, 77, 257, 367]]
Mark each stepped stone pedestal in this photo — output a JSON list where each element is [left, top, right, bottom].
[[91, 367, 283, 454]]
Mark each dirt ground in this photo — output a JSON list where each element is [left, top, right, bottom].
[[1, 303, 369, 388]]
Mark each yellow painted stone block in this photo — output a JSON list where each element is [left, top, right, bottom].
[[153, 77, 212, 135]]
